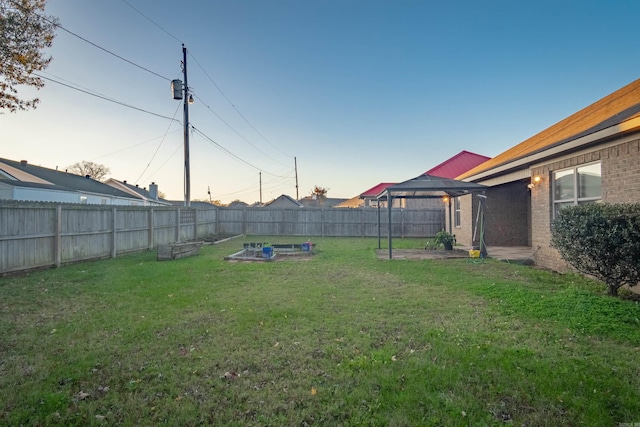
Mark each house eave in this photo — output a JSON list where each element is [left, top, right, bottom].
[[463, 116, 640, 182]]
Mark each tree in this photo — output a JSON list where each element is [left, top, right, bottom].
[[67, 161, 110, 182], [551, 203, 640, 297], [310, 185, 328, 200], [192, 198, 224, 206], [0, 0, 57, 112]]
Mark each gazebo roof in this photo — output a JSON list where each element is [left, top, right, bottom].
[[376, 174, 487, 200]]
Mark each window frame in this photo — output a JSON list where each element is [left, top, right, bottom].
[[552, 161, 601, 218], [453, 197, 461, 227]]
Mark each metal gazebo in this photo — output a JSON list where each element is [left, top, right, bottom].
[[375, 174, 488, 259]]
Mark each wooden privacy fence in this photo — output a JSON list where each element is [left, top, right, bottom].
[[0, 202, 444, 274]]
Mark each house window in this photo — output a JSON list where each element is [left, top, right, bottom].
[[453, 197, 461, 227], [552, 162, 601, 217]]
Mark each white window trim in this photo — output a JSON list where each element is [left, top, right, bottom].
[[552, 161, 601, 218], [453, 197, 461, 227]]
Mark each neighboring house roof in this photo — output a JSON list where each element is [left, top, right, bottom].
[[265, 194, 304, 208], [425, 150, 491, 179], [334, 196, 364, 208], [298, 196, 347, 208], [360, 183, 396, 198], [227, 200, 249, 208], [167, 200, 217, 209], [458, 78, 640, 180], [355, 152, 490, 204], [104, 178, 171, 206], [376, 174, 488, 199], [0, 158, 138, 200]]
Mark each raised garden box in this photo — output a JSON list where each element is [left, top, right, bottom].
[[157, 242, 202, 261]]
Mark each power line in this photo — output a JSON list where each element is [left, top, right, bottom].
[[193, 93, 290, 168], [190, 124, 290, 178], [215, 174, 295, 199], [135, 102, 182, 184], [121, 0, 183, 44], [145, 141, 184, 180], [189, 52, 293, 158], [114, 0, 295, 166], [34, 73, 180, 121], [92, 129, 183, 161], [38, 14, 172, 81]]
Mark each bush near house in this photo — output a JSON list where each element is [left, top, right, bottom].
[[551, 203, 640, 296]]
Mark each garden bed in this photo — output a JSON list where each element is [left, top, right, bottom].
[[225, 242, 314, 262]]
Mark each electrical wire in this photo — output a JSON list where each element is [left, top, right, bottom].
[[12, 0, 171, 81], [190, 124, 290, 178], [219, 170, 296, 197], [34, 73, 180, 121], [193, 93, 290, 168], [145, 141, 184, 179], [135, 102, 182, 184], [32, 14, 172, 81], [91, 129, 182, 160], [121, 0, 183, 44], [115, 0, 295, 167], [189, 52, 293, 158]]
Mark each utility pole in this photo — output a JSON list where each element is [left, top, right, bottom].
[[294, 156, 299, 200], [182, 44, 191, 208], [259, 172, 262, 205]]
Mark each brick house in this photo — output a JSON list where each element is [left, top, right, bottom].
[[452, 78, 640, 271]]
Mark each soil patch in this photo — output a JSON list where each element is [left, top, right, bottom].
[[376, 249, 470, 260]]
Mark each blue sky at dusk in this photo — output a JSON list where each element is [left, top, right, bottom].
[[3, 0, 640, 203]]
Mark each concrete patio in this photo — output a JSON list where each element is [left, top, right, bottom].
[[377, 246, 537, 264]]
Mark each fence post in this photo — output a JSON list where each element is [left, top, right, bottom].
[[176, 208, 181, 242], [321, 208, 325, 237], [215, 208, 219, 235], [111, 207, 117, 258], [193, 209, 198, 240], [55, 205, 62, 267], [148, 208, 154, 250], [243, 207, 247, 235]]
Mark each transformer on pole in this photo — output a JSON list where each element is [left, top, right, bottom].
[[171, 45, 192, 207]]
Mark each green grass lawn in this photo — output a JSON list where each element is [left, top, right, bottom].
[[2, 236, 640, 426]]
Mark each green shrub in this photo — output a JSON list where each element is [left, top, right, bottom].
[[434, 230, 455, 250], [551, 203, 640, 296]]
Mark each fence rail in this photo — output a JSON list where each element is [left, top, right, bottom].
[[0, 202, 444, 274]]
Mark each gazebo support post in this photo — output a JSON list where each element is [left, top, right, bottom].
[[387, 192, 393, 259], [377, 202, 381, 249]]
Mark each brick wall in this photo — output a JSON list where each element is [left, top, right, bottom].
[[532, 137, 640, 271], [452, 194, 475, 245], [484, 181, 531, 246], [451, 182, 530, 247]]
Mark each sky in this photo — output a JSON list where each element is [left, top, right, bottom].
[[2, 0, 640, 204]]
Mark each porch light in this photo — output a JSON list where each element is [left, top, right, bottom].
[[442, 196, 449, 203], [528, 176, 542, 190]]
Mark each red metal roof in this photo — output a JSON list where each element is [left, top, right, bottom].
[[360, 182, 396, 197], [424, 150, 491, 179]]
